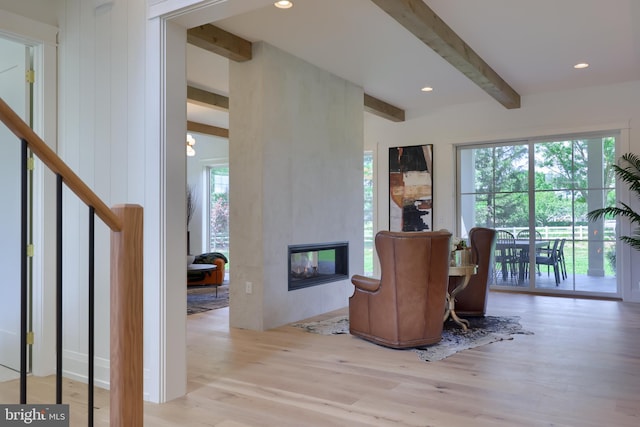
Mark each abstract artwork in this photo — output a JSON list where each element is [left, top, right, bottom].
[[389, 144, 433, 231]]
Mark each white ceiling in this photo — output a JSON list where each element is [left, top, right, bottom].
[[186, 0, 640, 127]]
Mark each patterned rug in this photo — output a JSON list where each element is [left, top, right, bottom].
[[292, 315, 533, 361], [187, 284, 229, 315]]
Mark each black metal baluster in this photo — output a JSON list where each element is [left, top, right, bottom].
[[20, 139, 28, 404], [88, 207, 95, 427], [56, 174, 63, 404]]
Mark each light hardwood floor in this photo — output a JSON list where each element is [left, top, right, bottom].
[[2, 292, 639, 426]]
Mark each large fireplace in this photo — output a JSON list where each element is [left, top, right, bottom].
[[288, 242, 349, 291]]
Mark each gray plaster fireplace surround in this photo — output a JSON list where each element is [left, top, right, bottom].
[[288, 242, 349, 291]]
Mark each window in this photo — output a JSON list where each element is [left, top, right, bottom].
[[208, 166, 229, 266], [364, 151, 374, 275], [457, 133, 618, 297]]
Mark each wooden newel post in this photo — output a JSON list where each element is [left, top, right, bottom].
[[110, 204, 143, 426]]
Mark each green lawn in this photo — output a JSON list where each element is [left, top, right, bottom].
[[362, 239, 615, 278], [364, 241, 374, 275], [564, 241, 616, 277]]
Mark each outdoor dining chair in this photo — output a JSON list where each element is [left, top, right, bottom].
[[557, 238, 567, 280], [495, 230, 518, 283], [535, 238, 562, 286], [516, 229, 546, 277], [516, 229, 542, 239]]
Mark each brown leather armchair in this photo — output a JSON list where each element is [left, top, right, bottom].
[[349, 230, 451, 349], [448, 227, 496, 317]]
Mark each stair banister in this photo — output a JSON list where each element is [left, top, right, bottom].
[[0, 96, 143, 427], [0, 97, 121, 231]]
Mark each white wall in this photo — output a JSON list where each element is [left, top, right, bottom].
[[0, 0, 58, 27], [365, 80, 640, 302], [229, 42, 364, 331], [56, 0, 149, 391]]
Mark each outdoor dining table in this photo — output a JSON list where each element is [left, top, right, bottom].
[[495, 239, 549, 284]]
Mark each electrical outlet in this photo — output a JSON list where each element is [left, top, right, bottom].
[[245, 281, 253, 294]]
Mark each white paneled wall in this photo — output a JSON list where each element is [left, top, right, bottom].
[[57, 0, 156, 396]]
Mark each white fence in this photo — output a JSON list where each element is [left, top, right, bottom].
[[498, 222, 616, 241]]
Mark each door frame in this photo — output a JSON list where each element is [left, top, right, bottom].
[[0, 9, 58, 377]]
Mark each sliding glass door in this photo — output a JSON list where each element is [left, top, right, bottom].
[[458, 133, 618, 297]]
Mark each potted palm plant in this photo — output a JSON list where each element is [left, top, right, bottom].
[[587, 152, 640, 251]]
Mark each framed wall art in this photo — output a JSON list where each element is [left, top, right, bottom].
[[389, 144, 433, 231]]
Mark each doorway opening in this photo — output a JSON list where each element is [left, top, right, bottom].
[[0, 35, 34, 376]]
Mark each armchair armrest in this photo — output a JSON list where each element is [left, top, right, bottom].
[[351, 275, 381, 293]]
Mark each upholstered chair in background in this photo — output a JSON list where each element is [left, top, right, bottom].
[[349, 230, 451, 349], [190, 252, 228, 286], [448, 227, 497, 317]]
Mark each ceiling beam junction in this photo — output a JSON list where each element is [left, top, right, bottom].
[[186, 25, 405, 121], [187, 24, 252, 62], [370, 0, 521, 109], [364, 94, 405, 122]]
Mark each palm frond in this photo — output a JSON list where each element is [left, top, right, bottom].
[[613, 165, 640, 196], [621, 152, 640, 171], [620, 235, 640, 252], [616, 153, 640, 196], [586, 206, 636, 222], [618, 202, 640, 224], [587, 152, 640, 252]]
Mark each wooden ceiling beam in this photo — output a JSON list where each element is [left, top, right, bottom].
[[187, 24, 252, 62], [187, 121, 229, 139], [187, 84, 405, 122], [364, 94, 405, 122], [370, 0, 521, 109], [187, 85, 229, 110], [187, 24, 405, 121]]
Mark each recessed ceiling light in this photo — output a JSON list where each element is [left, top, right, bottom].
[[274, 1, 293, 8], [421, 86, 434, 92], [574, 63, 589, 69]]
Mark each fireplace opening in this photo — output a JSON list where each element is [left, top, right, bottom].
[[288, 242, 348, 291]]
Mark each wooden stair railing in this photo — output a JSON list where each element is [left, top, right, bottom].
[[0, 97, 143, 426]]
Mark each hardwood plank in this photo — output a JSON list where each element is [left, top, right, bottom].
[[2, 293, 640, 426], [370, 0, 521, 109]]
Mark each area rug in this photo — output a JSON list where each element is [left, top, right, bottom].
[[292, 315, 533, 362], [187, 284, 229, 315]]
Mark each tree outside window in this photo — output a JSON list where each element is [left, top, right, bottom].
[[209, 166, 229, 264]]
